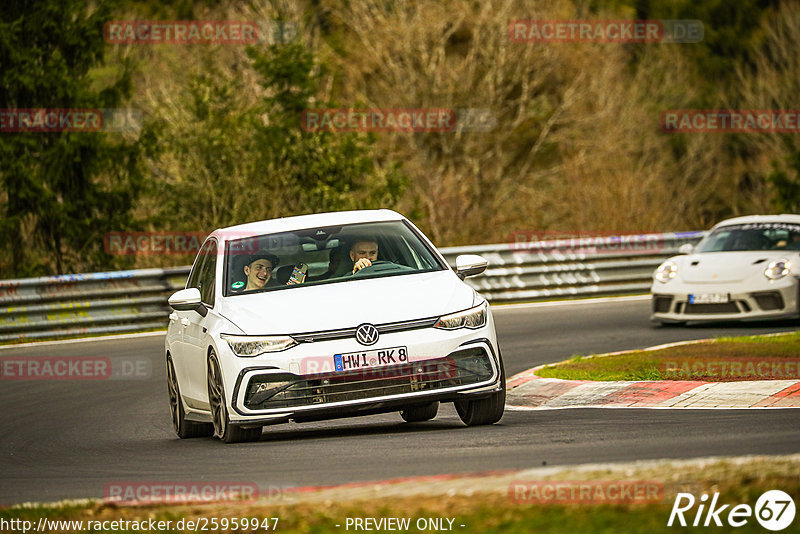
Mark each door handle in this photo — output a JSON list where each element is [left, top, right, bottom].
[[181, 318, 191, 327], [169, 312, 178, 322]]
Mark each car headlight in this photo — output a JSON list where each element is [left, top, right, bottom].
[[764, 259, 791, 280], [220, 334, 297, 357], [434, 302, 488, 330], [654, 261, 678, 283]]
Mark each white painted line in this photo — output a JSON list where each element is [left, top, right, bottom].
[[491, 294, 649, 311], [0, 330, 166, 351], [505, 403, 800, 411]]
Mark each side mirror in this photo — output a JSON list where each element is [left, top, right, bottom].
[[455, 254, 488, 280], [168, 288, 208, 317], [677, 243, 695, 255]]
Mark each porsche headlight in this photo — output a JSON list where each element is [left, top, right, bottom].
[[220, 334, 297, 357], [434, 302, 488, 330], [654, 261, 678, 283], [764, 259, 791, 280]]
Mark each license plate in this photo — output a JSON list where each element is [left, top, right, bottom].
[[334, 346, 409, 371], [688, 293, 729, 304]]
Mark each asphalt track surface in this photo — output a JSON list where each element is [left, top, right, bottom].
[[1, 296, 799, 505]]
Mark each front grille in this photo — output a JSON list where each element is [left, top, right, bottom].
[[652, 295, 673, 313], [291, 317, 438, 343], [244, 347, 493, 410], [752, 291, 784, 311], [684, 302, 740, 314]]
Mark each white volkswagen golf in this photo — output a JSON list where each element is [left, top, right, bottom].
[[165, 210, 505, 442]]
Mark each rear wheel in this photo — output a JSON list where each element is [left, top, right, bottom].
[[207, 351, 262, 443], [454, 356, 506, 426], [166, 356, 213, 439], [400, 401, 439, 422]]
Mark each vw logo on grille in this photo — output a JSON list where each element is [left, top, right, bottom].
[[355, 323, 379, 346]]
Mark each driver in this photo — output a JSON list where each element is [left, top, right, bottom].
[[243, 252, 279, 291], [350, 238, 379, 274]]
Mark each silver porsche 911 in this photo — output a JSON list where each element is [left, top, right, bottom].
[[651, 214, 800, 324]]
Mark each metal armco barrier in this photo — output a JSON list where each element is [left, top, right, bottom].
[[440, 231, 704, 302], [0, 268, 190, 341], [0, 231, 704, 341]]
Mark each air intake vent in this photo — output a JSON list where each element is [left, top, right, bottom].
[[684, 303, 740, 314], [752, 291, 784, 311], [653, 295, 673, 313]]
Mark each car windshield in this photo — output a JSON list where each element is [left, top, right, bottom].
[[695, 222, 800, 253], [223, 220, 446, 296]]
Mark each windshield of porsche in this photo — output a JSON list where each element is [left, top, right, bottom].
[[695, 222, 800, 253], [223, 221, 446, 295]]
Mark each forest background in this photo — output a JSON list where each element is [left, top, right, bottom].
[[2, 0, 799, 277]]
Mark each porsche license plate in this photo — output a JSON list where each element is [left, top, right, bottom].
[[688, 293, 729, 304], [334, 346, 408, 371]]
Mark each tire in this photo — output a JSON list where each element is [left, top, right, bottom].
[[454, 356, 506, 426], [166, 356, 213, 439], [207, 351, 262, 443], [400, 401, 439, 422], [658, 320, 687, 327]]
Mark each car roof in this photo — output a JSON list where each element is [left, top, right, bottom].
[[210, 209, 407, 240], [712, 214, 800, 229]]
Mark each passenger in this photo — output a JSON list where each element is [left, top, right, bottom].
[[350, 238, 379, 274], [243, 252, 279, 291], [309, 246, 346, 281], [777, 232, 800, 250]]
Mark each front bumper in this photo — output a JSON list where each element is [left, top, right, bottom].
[[217, 318, 502, 424], [650, 276, 800, 322]]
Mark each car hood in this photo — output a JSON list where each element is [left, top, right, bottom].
[[218, 270, 477, 335], [677, 251, 798, 283]]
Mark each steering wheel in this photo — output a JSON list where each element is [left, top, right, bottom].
[[352, 260, 393, 276]]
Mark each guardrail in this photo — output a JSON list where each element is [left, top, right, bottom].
[[0, 231, 704, 341]]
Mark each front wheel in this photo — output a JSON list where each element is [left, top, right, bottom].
[[454, 357, 505, 426], [400, 401, 439, 422], [207, 351, 261, 443]]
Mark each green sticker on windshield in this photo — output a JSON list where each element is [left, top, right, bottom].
[[232, 281, 245, 289]]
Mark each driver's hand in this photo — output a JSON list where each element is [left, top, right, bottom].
[[353, 258, 372, 273]]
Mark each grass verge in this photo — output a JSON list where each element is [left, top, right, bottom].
[[2, 456, 798, 533], [536, 331, 800, 381]]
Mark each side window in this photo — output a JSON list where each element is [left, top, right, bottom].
[[186, 246, 207, 291], [198, 240, 217, 307]]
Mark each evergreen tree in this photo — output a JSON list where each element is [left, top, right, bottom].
[[0, 0, 148, 276]]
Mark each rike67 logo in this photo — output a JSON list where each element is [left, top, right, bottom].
[[668, 490, 796, 531]]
